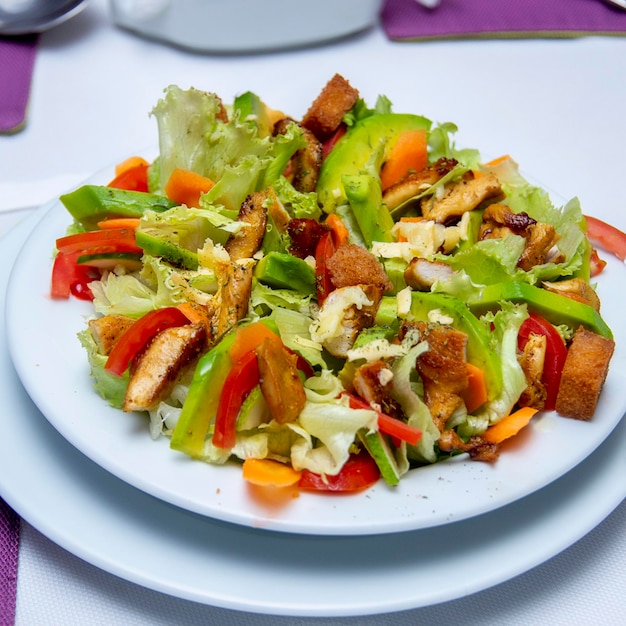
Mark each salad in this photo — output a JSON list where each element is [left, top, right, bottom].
[[50, 74, 620, 493]]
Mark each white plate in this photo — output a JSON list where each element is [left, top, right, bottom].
[[1, 208, 625, 617], [6, 166, 626, 536]]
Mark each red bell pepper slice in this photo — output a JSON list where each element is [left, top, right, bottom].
[[298, 450, 380, 492], [56, 228, 142, 256], [105, 307, 191, 376], [212, 349, 260, 450], [589, 247, 607, 277], [517, 312, 568, 411], [343, 392, 422, 446], [51, 251, 98, 300], [315, 230, 336, 303], [107, 163, 149, 193], [584, 215, 626, 262]]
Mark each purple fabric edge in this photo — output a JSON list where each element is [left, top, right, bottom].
[[0, 498, 20, 626], [0, 34, 39, 133], [381, 0, 626, 40]]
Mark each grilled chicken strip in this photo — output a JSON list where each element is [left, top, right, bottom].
[[225, 191, 268, 261], [438, 429, 500, 462], [353, 360, 405, 420], [123, 324, 207, 412], [382, 157, 458, 212], [274, 118, 323, 193], [88, 314, 135, 355], [401, 321, 469, 431], [517, 333, 548, 410], [404, 258, 455, 291], [421, 172, 503, 224], [542, 278, 601, 312], [322, 284, 383, 358], [301, 73, 359, 142], [211, 260, 254, 339], [257, 335, 306, 424]]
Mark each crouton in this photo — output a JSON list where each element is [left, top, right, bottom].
[[301, 74, 359, 141], [555, 326, 615, 420], [327, 243, 393, 293]]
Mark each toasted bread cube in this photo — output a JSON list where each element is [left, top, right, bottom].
[[555, 326, 615, 420]]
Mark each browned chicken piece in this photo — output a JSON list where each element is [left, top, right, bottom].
[[480, 204, 562, 270], [88, 314, 135, 356], [123, 324, 207, 412], [274, 118, 323, 193], [265, 187, 292, 234], [421, 172, 504, 224], [382, 157, 458, 211], [404, 258, 455, 291], [256, 335, 306, 424], [211, 261, 254, 339], [326, 243, 394, 293], [401, 321, 469, 431], [542, 278, 601, 312], [225, 191, 268, 261], [517, 333, 548, 410], [555, 326, 615, 420], [438, 429, 500, 462], [517, 222, 561, 270], [287, 217, 330, 259], [353, 360, 405, 420], [178, 301, 215, 342], [323, 284, 383, 358], [301, 73, 359, 142]]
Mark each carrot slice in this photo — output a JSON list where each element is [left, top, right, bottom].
[[483, 407, 538, 444], [242, 458, 302, 488], [380, 129, 428, 191], [114, 156, 149, 177], [325, 213, 349, 248], [164, 168, 215, 208], [462, 363, 488, 414], [97, 218, 141, 230]]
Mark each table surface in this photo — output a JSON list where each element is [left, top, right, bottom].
[[1, 1, 625, 623]]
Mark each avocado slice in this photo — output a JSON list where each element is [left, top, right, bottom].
[[470, 281, 613, 339], [317, 113, 432, 214], [358, 430, 401, 486], [254, 252, 316, 295], [60, 185, 176, 229], [135, 230, 199, 270], [233, 91, 273, 138]]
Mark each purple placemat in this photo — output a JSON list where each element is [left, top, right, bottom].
[[382, 0, 626, 41], [0, 34, 38, 134], [0, 498, 19, 626]]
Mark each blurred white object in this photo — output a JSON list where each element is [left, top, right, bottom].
[[110, 0, 384, 52], [415, 0, 441, 8]]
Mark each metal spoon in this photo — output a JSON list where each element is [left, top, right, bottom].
[[0, 0, 87, 35]]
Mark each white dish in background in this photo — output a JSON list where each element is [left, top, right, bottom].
[[109, 0, 384, 53], [1, 210, 625, 616], [6, 164, 626, 537]]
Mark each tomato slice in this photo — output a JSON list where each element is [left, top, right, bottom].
[[298, 450, 380, 492], [343, 392, 422, 445], [104, 307, 191, 376], [108, 163, 149, 192], [517, 312, 568, 411], [56, 228, 141, 256], [50, 251, 98, 300], [584, 215, 626, 262], [321, 124, 347, 161], [212, 350, 260, 450], [315, 231, 336, 303]]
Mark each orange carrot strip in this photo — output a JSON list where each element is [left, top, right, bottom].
[[325, 213, 349, 247], [380, 129, 428, 191], [242, 458, 302, 487], [114, 156, 149, 177], [97, 218, 141, 230], [164, 168, 215, 208], [483, 407, 538, 444], [229, 321, 280, 364], [462, 363, 488, 414], [483, 154, 512, 168]]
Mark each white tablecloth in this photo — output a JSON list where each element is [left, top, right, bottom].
[[1, 1, 625, 623]]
